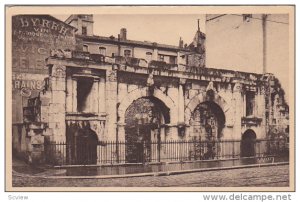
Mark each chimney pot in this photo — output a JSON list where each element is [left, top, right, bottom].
[[120, 28, 127, 40]]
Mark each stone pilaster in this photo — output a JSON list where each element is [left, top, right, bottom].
[[98, 77, 106, 114], [48, 64, 67, 143], [66, 75, 73, 113], [258, 86, 267, 139], [71, 77, 77, 112], [232, 82, 243, 140], [178, 78, 186, 124], [153, 48, 158, 60], [117, 123, 126, 163], [105, 68, 118, 141], [91, 78, 99, 113]]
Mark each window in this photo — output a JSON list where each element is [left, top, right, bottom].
[[243, 14, 252, 22], [83, 44, 89, 52], [77, 77, 93, 113], [146, 52, 152, 61], [99, 47, 106, 56], [285, 126, 289, 133], [169, 56, 177, 64], [82, 26, 87, 35], [246, 91, 255, 116], [158, 54, 164, 62], [124, 49, 131, 58]]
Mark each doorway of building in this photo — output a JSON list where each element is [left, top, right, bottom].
[[190, 101, 225, 159], [241, 129, 257, 157], [67, 122, 99, 165], [124, 97, 170, 163]]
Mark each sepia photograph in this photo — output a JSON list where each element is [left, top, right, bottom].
[[5, 5, 295, 192]]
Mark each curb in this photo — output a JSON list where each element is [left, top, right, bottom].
[[12, 161, 289, 180]]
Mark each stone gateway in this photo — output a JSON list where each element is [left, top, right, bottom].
[[12, 14, 289, 165]]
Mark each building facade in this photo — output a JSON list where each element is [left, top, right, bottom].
[[12, 14, 289, 164]]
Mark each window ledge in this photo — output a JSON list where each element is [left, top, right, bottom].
[[241, 117, 263, 126]]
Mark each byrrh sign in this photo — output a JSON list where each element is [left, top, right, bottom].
[[18, 16, 71, 35], [12, 15, 76, 74]]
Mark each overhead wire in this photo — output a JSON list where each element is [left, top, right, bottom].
[[206, 14, 289, 25]]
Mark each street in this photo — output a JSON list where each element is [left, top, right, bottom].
[[12, 164, 289, 187]]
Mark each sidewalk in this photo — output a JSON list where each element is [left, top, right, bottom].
[[12, 164, 290, 187], [12, 156, 289, 179], [12, 157, 65, 177]]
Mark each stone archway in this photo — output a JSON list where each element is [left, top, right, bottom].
[[185, 90, 229, 126], [124, 96, 170, 163], [186, 90, 227, 160], [118, 87, 177, 124], [241, 129, 257, 157], [190, 101, 226, 140]]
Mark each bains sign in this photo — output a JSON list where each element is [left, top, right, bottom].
[[12, 15, 76, 74]]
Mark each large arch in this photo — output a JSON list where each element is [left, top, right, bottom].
[[118, 87, 177, 124], [185, 91, 230, 125]]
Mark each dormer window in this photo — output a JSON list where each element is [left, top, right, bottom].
[[82, 26, 87, 35], [169, 56, 177, 64], [83, 44, 89, 52], [243, 14, 252, 22], [146, 52, 152, 61], [99, 47, 106, 56], [124, 49, 131, 58]]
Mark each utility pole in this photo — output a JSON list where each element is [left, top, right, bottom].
[[262, 14, 268, 74]]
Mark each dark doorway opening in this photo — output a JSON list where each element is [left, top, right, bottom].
[[124, 96, 170, 163], [67, 122, 98, 165], [241, 129, 257, 157], [190, 101, 226, 160]]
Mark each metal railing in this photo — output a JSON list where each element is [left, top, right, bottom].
[[44, 138, 288, 166]]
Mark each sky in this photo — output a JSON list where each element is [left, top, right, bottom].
[[54, 14, 206, 46]]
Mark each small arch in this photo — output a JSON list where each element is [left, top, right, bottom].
[[241, 129, 257, 157], [67, 121, 98, 165]]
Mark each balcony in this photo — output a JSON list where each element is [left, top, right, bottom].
[[48, 49, 263, 84]]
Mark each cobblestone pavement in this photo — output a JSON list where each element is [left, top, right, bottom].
[[12, 165, 289, 187]]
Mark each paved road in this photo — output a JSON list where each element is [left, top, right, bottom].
[[12, 165, 289, 187]]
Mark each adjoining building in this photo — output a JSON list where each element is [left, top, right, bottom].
[[12, 14, 289, 165]]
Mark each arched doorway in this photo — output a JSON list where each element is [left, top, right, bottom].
[[241, 129, 257, 157], [67, 122, 99, 165], [190, 101, 225, 159], [125, 96, 170, 163]]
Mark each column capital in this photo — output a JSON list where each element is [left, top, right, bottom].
[[233, 82, 243, 93], [52, 64, 66, 78], [107, 69, 117, 82]]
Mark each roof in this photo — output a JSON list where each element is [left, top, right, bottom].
[[77, 34, 192, 52]]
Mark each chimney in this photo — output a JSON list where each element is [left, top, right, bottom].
[[120, 28, 127, 40], [179, 37, 184, 48]]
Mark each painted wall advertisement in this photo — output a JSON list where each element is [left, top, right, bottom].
[[12, 15, 77, 123]]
